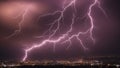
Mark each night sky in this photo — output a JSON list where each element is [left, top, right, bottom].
[[0, 0, 120, 61]]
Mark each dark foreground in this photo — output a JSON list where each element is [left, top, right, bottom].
[[0, 56, 120, 68], [1, 65, 120, 68]]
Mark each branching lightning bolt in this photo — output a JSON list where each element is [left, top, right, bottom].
[[6, 7, 30, 39], [7, 0, 106, 61]]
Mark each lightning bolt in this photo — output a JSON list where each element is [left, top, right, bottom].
[[16, 0, 106, 61], [6, 7, 30, 39]]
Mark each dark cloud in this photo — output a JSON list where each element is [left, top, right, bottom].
[[0, 0, 120, 61]]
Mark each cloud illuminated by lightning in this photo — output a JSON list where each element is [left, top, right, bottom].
[[21, 0, 107, 61], [5, 2, 46, 39], [6, 7, 29, 39]]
